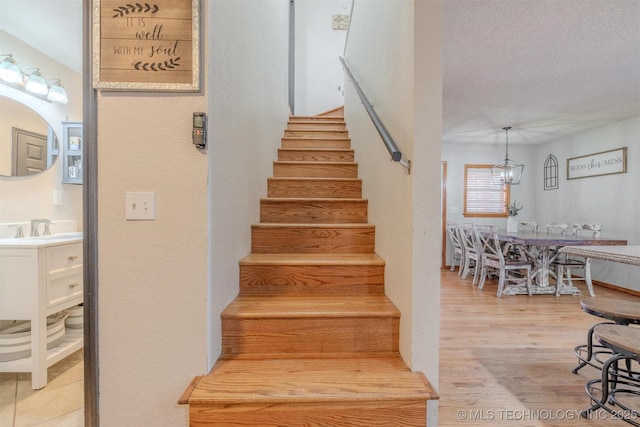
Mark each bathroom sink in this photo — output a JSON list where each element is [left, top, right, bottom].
[[25, 232, 83, 240], [0, 232, 83, 248]]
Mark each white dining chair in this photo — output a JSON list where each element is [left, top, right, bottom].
[[553, 223, 601, 296], [446, 222, 464, 274], [458, 222, 481, 285], [474, 224, 533, 297], [518, 221, 538, 233]]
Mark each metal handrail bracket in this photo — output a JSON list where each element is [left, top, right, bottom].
[[340, 56, 410, 173]]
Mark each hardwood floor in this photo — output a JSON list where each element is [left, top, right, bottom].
[[440, 269, 640, 426]]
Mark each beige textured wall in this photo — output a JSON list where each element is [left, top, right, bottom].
[[97, 1, 290, 425], [343, 1, 442, 424], [97, 93, 209, 425]]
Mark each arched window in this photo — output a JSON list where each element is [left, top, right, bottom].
[[544, 154, 559, 190]]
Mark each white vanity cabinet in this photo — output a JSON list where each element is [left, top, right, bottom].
[[0, 234, 83, 389]]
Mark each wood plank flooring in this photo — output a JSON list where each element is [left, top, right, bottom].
[[440, 269, 640, 426]]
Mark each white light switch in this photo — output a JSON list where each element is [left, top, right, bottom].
[[125, 192, 156, 220], [53, 191, 63, 206]]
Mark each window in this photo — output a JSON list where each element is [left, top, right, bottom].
[[464, 164, 510, 217]]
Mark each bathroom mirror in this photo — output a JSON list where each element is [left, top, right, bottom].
[[0, 95, 58, 177]]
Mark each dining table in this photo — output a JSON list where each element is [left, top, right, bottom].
[[495, 230, 627, 295], [559, 245, 640, 266]]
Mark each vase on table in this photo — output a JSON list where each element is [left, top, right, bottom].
[[507, 217, 518, 232]]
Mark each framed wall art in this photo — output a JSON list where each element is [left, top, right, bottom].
[[567, 147, 627, 180], [93, 0, 201, 91]]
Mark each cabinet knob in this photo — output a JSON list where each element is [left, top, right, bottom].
[[69, 282, 80, 288], [68, 255, 79, 261]]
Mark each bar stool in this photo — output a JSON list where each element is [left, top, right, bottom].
[[573, 298, 640, 374], [582, 324, 640, 425]]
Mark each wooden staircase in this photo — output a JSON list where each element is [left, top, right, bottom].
[[180, 112, 437, 426]]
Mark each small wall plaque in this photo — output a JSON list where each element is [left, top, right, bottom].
[[93, 0, 200, 92]]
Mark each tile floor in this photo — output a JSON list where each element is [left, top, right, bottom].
[[0, 350, 84, 427]]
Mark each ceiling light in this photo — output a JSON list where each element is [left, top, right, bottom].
[[0, 53, 69, 104], [23, 68, 48, 96], [0, 54, 22, 84], [47, 79, 68, 104], [491, 126, 524, 186]]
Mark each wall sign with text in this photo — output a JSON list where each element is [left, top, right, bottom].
[[566, 147, 627, 180], [93, 0, 200, 91]]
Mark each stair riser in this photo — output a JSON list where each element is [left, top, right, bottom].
[[222, 317, 399, 355], [281, 138, 351, 149], [287, 123, 347, 131], [284, 130, 349, 138], [189, 401, 427, 427], [273, 163, 358, 178], [267, 179, 362, 199], [251, 226, 375, 253], [278, 149, 354, 162], [239, 264, 385, 296], [260, 200, 368, 224]]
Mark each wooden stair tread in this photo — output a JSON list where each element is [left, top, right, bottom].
[[268, 177, 361, 182], [187, 356, 436, 404], [222, 295, 400, 318], [275, 160, 356, 165], [289, 118, 345, 123], [240, 253, 384, 266], [254, 222, 373, 228], [281, 136, 351, 141], [278, 148, 353, 152], [261, 197, 366, 202]]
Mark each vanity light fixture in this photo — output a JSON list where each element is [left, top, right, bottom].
[[0, 53, 69, 104], [0, 54, 22, 84], [47, 79, 68, 104], [491, 126, 524, 186], [23, 68, 48, 96]]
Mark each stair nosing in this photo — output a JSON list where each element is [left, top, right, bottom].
[[239, 253, 385, 266], [274, 161, 357, 166], [278, 148, 353, 152], [268, 177, 361, 182], [261, 198, 367, 202], [222, 295, 400, 319], [252, 223, 373, 228]]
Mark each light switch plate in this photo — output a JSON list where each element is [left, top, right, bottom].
[[125, 192, 156, 220]]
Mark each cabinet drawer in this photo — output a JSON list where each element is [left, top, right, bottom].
[[47, 269, 83, 308], [46, 243, 83, 272]]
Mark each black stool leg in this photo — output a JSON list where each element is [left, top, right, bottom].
[[574, 321, 615, 374], [582, 354, 626, 418]]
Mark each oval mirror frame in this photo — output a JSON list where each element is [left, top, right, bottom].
[[0, 95, 59, 177]]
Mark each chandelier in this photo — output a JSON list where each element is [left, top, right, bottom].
[[491, 126, 524, 185]]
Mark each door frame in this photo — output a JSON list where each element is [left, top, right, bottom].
[[441, 161, 447, 269], [83, 0, 99, 424]]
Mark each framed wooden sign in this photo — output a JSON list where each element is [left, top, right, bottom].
[[567, 147, 627, 180], [93, 0, 200, 91]]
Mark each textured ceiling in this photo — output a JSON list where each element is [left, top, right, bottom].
[[443, 0, 640, 145]]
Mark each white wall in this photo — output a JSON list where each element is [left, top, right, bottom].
[[442, 116, 640, 291], [0, 31, 83, 228], [441, 142, 537, 263], [294, 0, 349, 115], [97, 1, 289, 425], [344, 1, 443, 425], [536, 116, 640, 290], [207, 0, 290, 366]]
